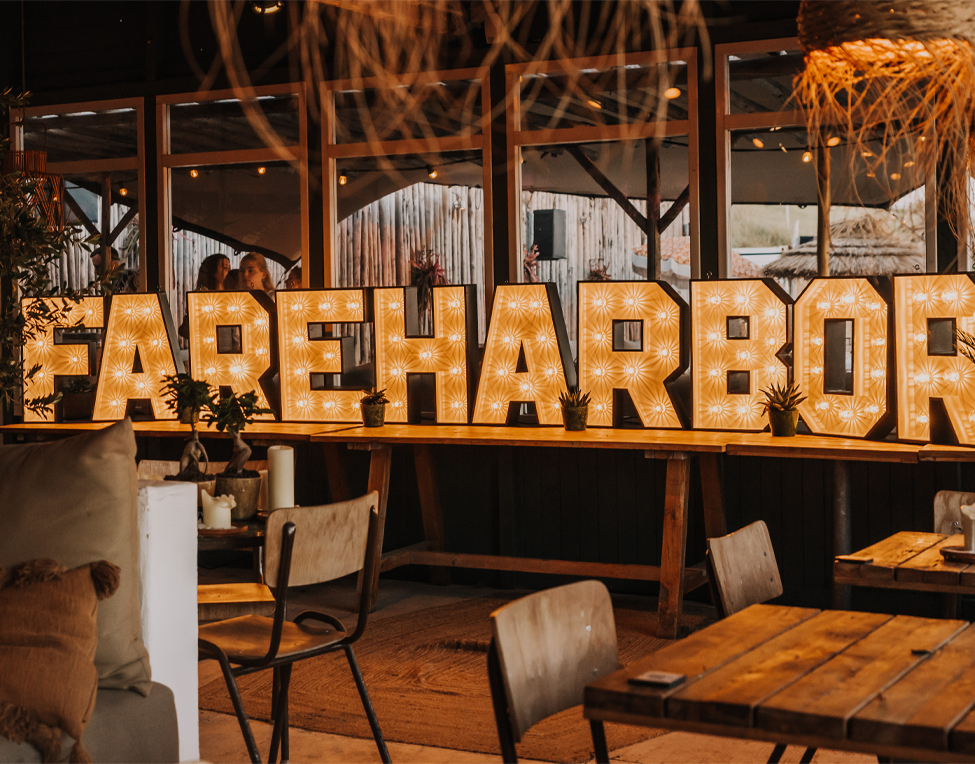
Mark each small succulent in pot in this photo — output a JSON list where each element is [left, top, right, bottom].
[[360, 388, 390, 428], [760, 382, 807, 437], [162, 373, 215, 481], [205, 390, 272, 521], [559, 388, 592, 431]]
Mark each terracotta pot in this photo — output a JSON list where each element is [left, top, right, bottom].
[[361, 402, 386, 428], [214, 475, 262, 521], [561, 405, 589, 432], [768, 409, 799, 437]]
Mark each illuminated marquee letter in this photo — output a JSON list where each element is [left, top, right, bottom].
[[473, 283, 574, 425], [188, 290, 277, 417], [374, 285, 477, 423], [578, 281, 687, 428], [93, 293, 182, 420], [22, 297, 104, 422], [276, 288, 368, 422], [794, 277, 892, 438], [691, 279, 790, 431], [895, 274, 975, 444]]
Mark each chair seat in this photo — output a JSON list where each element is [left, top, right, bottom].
[[199, 614, 346, 662]]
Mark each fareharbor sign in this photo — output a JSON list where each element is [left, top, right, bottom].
[[22, 275, 975, 446]]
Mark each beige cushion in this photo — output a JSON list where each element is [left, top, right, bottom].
[[0, 419, 151, 694]]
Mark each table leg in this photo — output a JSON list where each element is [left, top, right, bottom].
[[355, 444, 392, 612], [322, 443, 351, 502], [699, 452, 727, 539], [832, 460, 852, 610], [658, 453, 690, 639], [413, 444, 450, 585]]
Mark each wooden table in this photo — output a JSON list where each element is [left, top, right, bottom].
[[834, 531, 975, 595], [310, 424, 731, 638], [585, 603, 975, 762]]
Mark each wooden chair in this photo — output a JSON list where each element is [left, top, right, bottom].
[[487, 580, 618, 764], [933, 490, 975, 535], [708, 521, 813, 764], [198, 492, 390, 764]]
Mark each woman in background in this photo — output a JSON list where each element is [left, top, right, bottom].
[[240, 252, 274, 294], [195, 254, 231, 291], [222, 268, 245, 290]]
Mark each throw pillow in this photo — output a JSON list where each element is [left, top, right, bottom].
[[0, 419, 150, 694], [0, 558, 120, 764]]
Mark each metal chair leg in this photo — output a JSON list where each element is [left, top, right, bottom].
[[281, 664, 292, 763], [210, 651, 261, 764], [767, 743, 787, 764], [799, 747, 816, 763], [344, 645, 391, 764], [590, 719, 609, 764]]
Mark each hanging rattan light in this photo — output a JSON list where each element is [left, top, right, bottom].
[[2, 150, 64, 231], [795, 0, 975, 228]]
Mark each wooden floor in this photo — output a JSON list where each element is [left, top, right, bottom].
[[197, 574, 876, 764]]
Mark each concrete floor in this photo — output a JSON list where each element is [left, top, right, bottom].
[[197, 570, 876, 764]]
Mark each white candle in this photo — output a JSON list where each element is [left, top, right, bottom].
[[268, 445, 295, 511], [201, 492, 235, 529], [963, 505, 975, 550]]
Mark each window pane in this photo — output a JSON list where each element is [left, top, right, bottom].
[[519, 61, 688, 130], [333, 79, 482, 144], [728, 49, 804, 115], [168, 94, 300, 154], [23, 108, 138, 162]]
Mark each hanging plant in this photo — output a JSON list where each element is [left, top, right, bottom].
[[523, 244, 540, 284], [409, 250, 448, 314]]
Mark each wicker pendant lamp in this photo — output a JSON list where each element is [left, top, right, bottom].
[[795, 0, 975, 229], [2, 150, 64, 232]]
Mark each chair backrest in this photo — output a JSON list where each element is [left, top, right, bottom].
[[934, 491, 975, 535], [264, 492, 378, 588], [489, 580, 619, 742], [707, 520, 783, 617]]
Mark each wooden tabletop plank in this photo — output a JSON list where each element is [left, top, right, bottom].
[[667, 610, 892, 727], [896, 537, 972, 586], [757, 616, 968, 740], [948, 704, 975, 755], [723, 433, 920, 463], [835, 532, 946, 583], [585, 605, 818, 719], [919, 445, 975, 463], [850, 625, 975, 751]]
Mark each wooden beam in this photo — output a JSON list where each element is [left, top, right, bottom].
[[100, 173, 112, 276], [659, 185, 690, 234], [816, 133, 831, 277], [646, 137, 661, 280], [64, 190, 99, 238], [565, 144, 648, 232], [108, 206, 138, 246]]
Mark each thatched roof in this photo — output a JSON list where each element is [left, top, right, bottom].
[[764, 215, 923, 279]]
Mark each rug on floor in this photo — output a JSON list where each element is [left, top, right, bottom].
[[199, 596, 700, 763]]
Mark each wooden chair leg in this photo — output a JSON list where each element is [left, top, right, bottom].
[[766, 743, 787, 764], [344, 645, 391, 764], [590, 719, 609, 764]]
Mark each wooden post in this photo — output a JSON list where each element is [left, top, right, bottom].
[[698, 453, 727, 539], [658, 453, 690, 639], [354, 443, 392, 612], [816, 134, 830, 277], [646, 137, 662, 281], [414, 444, 450, 585], [100, 173, 112, 277]]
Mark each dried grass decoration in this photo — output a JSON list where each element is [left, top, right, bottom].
[[795, 1, 975, 231]]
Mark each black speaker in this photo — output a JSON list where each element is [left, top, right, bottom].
[[532, 209, 566, 260]]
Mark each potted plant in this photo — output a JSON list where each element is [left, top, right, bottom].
[[161, 373, 215, 498], [360, 388, 389, 427], [559, 388, 591, 431], [59, 376, 96, 421], [205, 390, 271, 521], [760, 383, 807, 437]]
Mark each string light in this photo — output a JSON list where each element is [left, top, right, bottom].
[[691, 279, 789, 430], [473, 284, 573, 425], [578, 282, 685, 428], [895, 274, 975, 444], [426, 165, 438, 179], [257, 166, 266, 175], [339, 173, 348, 186], [664, 87, 681, 99], [22, 297, 104, 422], [794, 278, 889, 437], [93, 293, 180, 420], [188, 289, 276, 418], [375, 285, 475, 423], [189, 169, 199, 178], [277, 288, 366, 422]]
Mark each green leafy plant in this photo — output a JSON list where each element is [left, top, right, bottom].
[[204, 390, 272, 477], [0, 88, 92, 417], [361, 388, 390, 405], [760, 382, 807, 414], [957, 328, 975, 366], [163, 373, 215, 480], [61, 376, 95, 395], [558, 388, 591, 409]]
